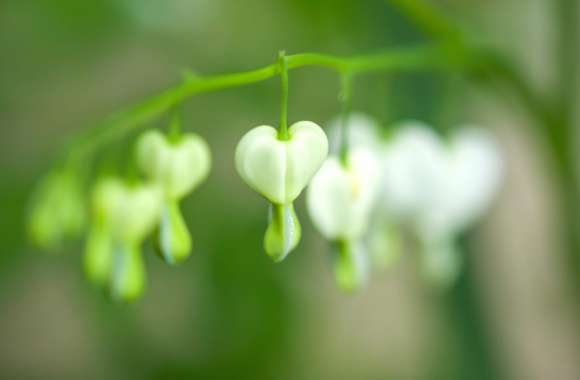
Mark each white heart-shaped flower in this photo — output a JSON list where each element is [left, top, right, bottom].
[[416, 127, 503, 239], [380, 121, 447, 221], [307, 148, 380, 240], [235, 121, 328, 204], [136, 130, 211, 200]]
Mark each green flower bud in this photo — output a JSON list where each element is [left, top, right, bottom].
[[264, 203, 301, 262], [28, 170, 85, 250], [154, 200, 191, 264], [235, 121, 328, 204], [331, 240, 369, 292]]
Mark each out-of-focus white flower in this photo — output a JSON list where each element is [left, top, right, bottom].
[[380, 121, 447, 222], [307, 147, 381, 290], [327, 112, 383, 154], [307, 149, 381, 241], [28, 169, 86, 250], [416, 126, 503, 240], [84, 178, 162, 302], [378, 121, 503, 287]]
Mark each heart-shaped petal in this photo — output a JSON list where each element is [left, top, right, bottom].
[[235, 121, 328, 204], [136, 130, 211, 199]]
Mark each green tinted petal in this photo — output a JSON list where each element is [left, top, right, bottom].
[[154, 200, 192, 265], [264, 203, 301, 262], [110, 242, 146, 302], [332, 240, 369, 292], [84, 225, 113, 286]]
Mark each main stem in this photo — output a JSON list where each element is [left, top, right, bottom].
[[278, 51, 289, 140], [339, 72, 353, 166], [59, 45, 453, 166]]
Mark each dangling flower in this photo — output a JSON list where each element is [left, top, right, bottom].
[[377, 123, 503, 288], [28, 168, 86, 250], [84, 178, 161, 301], [308, 150, 380, 241], [380, 121, 447, 222], [135, 129, 211, 264], [307, 147, 381, 290], [235, 121, 328, 261]]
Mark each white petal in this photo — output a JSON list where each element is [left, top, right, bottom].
[[235, 121, 328, 204]]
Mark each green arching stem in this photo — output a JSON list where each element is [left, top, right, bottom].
[[59, 44, 458, 166], [168, 105, 182, 143], [278, 51, 290, 140], [338, 72, 353, 167]]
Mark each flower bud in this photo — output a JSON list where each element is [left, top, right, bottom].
[[154, 200, 191, 264], [332, 240, 369, 292], [110, 242, 146, 302], [28, 170, 85, 250], [264, 203, 301, 262], [235, 121, 328, 204]]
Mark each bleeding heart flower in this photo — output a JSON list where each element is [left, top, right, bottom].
[[235, 121, 328, 205], [416, 126, 503, 239], [307, 147, 380, 290], [307, 148, 380, 241], [136, 129, 211, 264], [380, 121, 447, 222], [84, 178, 161, 301], [28, 169, 86, 250]]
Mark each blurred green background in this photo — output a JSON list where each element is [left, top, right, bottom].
[[2, 0, 580, 379]]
